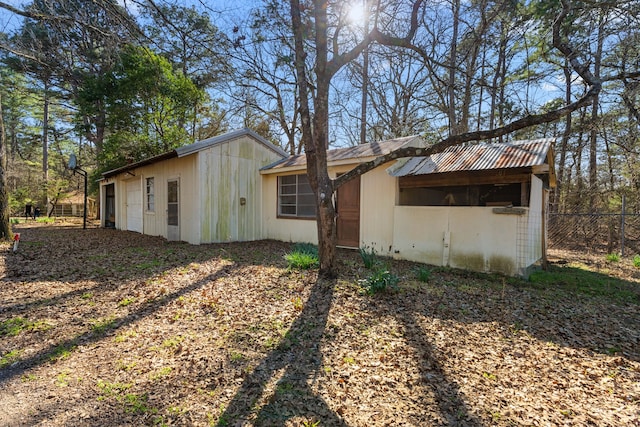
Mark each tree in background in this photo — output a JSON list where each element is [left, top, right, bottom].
[[78, 45, 203, 173], [0, 92, 11, 239], [143, 3, 231, 140]]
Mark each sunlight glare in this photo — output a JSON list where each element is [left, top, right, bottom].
[[347, 2, 367, 27]]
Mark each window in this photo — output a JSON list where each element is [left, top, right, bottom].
[[398, 183, 526, 207], [146, 177, 155, 212], [278, 174, 316, 218]]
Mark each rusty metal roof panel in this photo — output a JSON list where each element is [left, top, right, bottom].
[[261, 135, 422, 171], [390, 139, 554, 177]]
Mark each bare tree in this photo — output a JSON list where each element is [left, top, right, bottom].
[[290, 0, 611, 277]]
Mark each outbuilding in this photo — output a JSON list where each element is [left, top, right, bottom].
[[99, 128, 287, 243], [101, 129, 555, 277], [260, 137, 555, 277]]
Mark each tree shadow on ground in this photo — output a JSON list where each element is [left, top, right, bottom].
[[215, 274, 483, 426], [214, 278, 345, 425], [0, 264, 236, 384]]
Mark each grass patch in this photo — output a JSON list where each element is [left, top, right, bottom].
[[529, 264, 639, 303], [0, 317, 52, 336], [48, 342, 77, 362], [0, 349, 22, 368], [90, 317, 117, 336], [36, 217, 55, 224], [0, 318, 30, 336], [135, 260, 162, 271], [284, 243, 319, 270], [97, 380, 154, 415], [118, 297, 136, 307]]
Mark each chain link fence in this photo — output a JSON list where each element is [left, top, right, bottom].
[[548, 212, 640, 256]]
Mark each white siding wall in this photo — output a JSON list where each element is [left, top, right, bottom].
[[392, 206, 522, 275], [103, 156, 199, 243], [359, 164, 397, 255], [138, 156, 199, 243]]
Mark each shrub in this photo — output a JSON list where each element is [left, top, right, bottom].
[[633, 255, 640, 268], [285, 243, 319, 270], [415, 266, 431, 282], [360, 269, 399, 295], [359, 246, 378, 269]]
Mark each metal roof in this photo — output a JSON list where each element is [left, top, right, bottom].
[[261, 135, 423, 172], [102, 128, 287, 179], [175, 128, 287, 158], [389, 138, 555, 177]]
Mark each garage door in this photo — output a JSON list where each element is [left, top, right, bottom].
[[126, 180, 143, 233]]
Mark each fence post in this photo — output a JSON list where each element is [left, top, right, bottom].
[[621, 194, 626, 257]]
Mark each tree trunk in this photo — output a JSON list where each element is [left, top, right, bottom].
[[447, 0, 460, 135], [554, 59, 572, 213], [0, 93, 12, 240], [359, 0, 369, 145], [42, 79, 49, 208], [589, 14, 605, 209]]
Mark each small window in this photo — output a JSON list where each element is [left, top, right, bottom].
[[278, 174, 316, 218], [146, 177, 155, 212]]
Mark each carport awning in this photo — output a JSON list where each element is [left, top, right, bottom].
[[389, 138, 555, 178]]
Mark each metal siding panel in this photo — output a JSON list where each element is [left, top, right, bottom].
[[392, 139, 553, 177]]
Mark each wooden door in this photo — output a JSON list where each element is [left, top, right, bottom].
[[336, 175, 361, 247]]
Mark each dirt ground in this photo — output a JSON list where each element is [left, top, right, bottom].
[[0, 222, 638, 426]]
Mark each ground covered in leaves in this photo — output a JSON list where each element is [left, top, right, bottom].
[[0, 222, 638, 426]]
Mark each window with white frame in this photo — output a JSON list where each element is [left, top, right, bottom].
[[146, 177, 155, 212], [278, 174, 316, 218]]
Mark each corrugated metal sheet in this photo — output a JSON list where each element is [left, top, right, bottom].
[[390, 139, 554, 177], [261, 135, 422, 171]]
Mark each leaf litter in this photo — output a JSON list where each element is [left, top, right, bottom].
[[0, 222, 638, 426]]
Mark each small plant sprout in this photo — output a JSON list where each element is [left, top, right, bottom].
[[633, 254, 640, 268]]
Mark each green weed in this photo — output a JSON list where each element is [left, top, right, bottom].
[[360, 269, 399, 295], [0, 317, 51, 336], [633, 254, 640, 268], [606, 253, 620, 263], [359, 246, 378, 269], [135, 260, 162, 271], [285, 243, 319, 270], [118, 297, 136, 307], [48, 342, 77, 362], [149, 366, 172, 380], [0, 317, 29, 336], [415, 266, 431, 282]]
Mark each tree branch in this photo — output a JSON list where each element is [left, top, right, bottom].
[[334, 0, 603, 190]]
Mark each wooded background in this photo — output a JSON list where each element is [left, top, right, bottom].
[[0, 0, 639, 219]]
